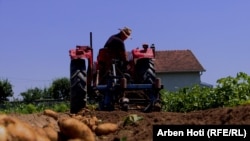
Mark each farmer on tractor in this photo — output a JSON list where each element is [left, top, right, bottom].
[[103, 27, 132, 72], [69, 28, 163, 113]]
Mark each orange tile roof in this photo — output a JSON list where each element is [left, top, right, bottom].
[[154, 50, 205, 73]]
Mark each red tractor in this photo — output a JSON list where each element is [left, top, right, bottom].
[[69, 32, 163, 114]]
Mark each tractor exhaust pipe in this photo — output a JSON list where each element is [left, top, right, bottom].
[[90, 32, 93, 49], [88, 32, 94, 86]]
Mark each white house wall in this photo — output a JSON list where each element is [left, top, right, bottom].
[[156, 72, 201, 92]]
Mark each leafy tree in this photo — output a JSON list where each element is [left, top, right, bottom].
[[42, 87, 51, 99], [49, 77, 70, 100], [20, 87, 43, 103], [0, 79, 14, 102]]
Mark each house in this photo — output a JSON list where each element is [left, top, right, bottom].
[[154, 50, 212, 92]]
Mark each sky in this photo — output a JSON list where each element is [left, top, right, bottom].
[[0, 1, 250, 99]]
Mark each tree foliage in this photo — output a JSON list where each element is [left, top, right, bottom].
[[20, 87, 43, 103], [0, 79, 14, 102], [48, 77, 70, 100], [18, 77, 70, 102]]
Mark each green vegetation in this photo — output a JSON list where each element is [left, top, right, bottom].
[[0, 77, 71, 114], [0, 101, 69, 114], [1, 72, 250, 114], [123, 114, 143, 127], [0, 77, 70, 102], [48, 77, 70, 100], [161, 72, 250, 112], [0, 79, 13, 102]]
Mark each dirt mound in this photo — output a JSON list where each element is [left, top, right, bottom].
[[5, 104, 250, 141]]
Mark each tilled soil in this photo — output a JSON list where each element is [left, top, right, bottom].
[[7, 104, 250, 141]]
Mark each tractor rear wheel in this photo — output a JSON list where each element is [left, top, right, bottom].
[[135, 58, 161, 112], [135, 58, 156, 84], [70, 59, 87, 114]]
